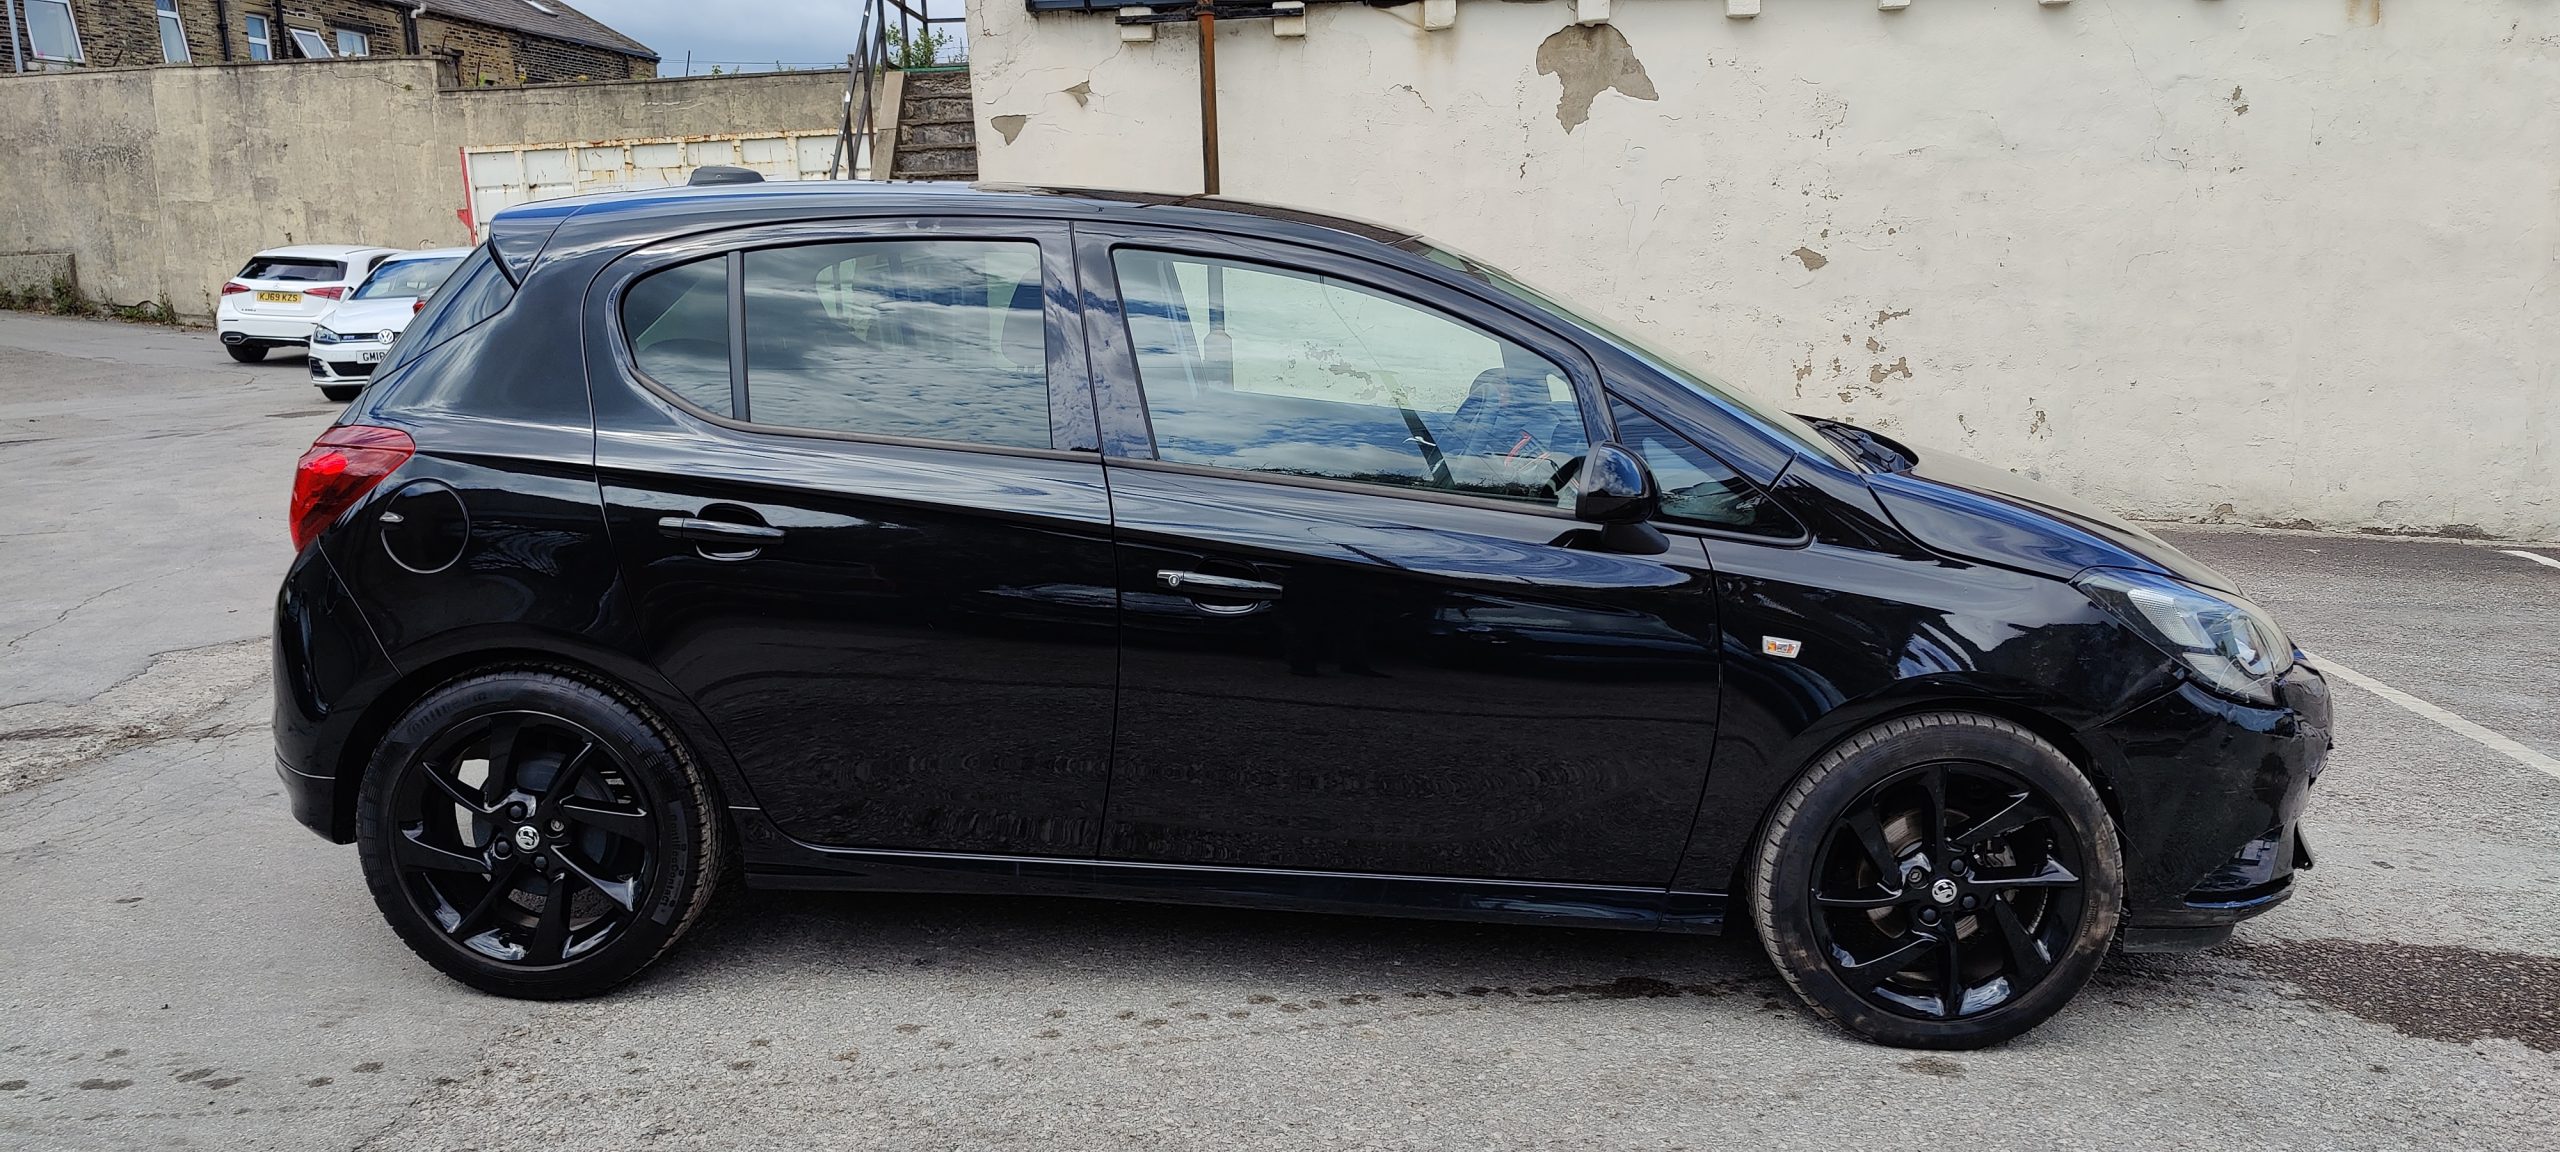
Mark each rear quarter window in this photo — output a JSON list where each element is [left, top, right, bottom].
[[622, 256, 734, 415]]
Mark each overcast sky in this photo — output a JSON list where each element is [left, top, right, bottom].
[[578, 0, 968, 74]]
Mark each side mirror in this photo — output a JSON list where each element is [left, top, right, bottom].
[[1564, 443, 1668, 555], [1573, 442, 1659, 525]]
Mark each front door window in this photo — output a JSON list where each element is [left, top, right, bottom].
[[1113, 249, 1588, 504]]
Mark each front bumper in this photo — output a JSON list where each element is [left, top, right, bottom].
[[308, 350, 384, 382], [2084, 665, 2331, 950]]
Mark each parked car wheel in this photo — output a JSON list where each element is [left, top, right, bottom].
[[320, 384, 364, 402], [1749, 713, 2123, 1049], [226, 342, 267, 363], [355, 669, 724, 998]]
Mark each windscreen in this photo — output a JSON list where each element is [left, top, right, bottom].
[[353, 257, 463, 300], [1413, 243, 1862, 471]]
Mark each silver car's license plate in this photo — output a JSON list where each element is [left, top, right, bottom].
[[357, 350, 386, 364]]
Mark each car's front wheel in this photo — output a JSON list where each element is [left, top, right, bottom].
[[225, 342, 267, 363], [355, 669, 724, 998], [1749, 712, 2122, 1048]]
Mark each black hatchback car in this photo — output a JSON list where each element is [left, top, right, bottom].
[[275, 180, 2329, 1048]]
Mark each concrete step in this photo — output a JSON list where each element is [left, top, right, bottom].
[[902, 94, 973, 123], [900, 120, 975, 148], [893, 145, 979, 176], [900, 68, 972, 95]]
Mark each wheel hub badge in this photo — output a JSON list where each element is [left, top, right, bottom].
[[1929, 878, 1959, 905], [512, 825, 542, 852]]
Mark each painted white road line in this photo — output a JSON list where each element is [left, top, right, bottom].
[[2502, 549, 2560, 571], [2309, 653, 2560, 784]]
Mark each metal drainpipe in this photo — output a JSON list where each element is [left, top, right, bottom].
[[212, 0, 233, 60], [406, 0, 423, 56], [1195, 0, 1219, 195]]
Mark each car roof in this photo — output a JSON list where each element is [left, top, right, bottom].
[[486, 180, 1422, 281], [252, 244, 401, 260], [379, 247, 473, 262]]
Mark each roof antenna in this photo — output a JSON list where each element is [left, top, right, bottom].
[[688, 166, 764, 187]]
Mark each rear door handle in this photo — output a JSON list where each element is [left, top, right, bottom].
[[1156, 570, 1282, 599], [656, 516, 785, 544]]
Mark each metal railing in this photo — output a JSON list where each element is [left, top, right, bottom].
[[830, 0, 969, 180]]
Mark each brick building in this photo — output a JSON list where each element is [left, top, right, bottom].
[[2, 0, 656, 83]]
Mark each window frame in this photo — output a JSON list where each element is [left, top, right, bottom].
[[155, 0, 189, 63], [1075, 222, 1609, 517], [244, 14, 272, 59], [288, 27, 332, 58], [599, 216, 1095, 460], [334, 28, 369, 56], [24, 0, 83, 62]]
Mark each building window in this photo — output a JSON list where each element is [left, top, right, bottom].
[[155, 0, 190, 63], [335, 29, 369, 56], [288, 28, 333, 58], [245, 14, 272, 60], [24, 0, 83, 62]]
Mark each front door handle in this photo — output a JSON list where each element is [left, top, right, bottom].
[[1157, 570, 1283, 599]]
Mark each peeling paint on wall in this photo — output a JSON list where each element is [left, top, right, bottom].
[[966, 0, 2560, 539], [1063, 81, 1093, 108], [992, 115, 1030, 144], [1791, 247, 1828, 271], [1533, 23, 1658, 132]]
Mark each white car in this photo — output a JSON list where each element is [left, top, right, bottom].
[[216, 244, 401, 364], [306, 248, 472, 401]]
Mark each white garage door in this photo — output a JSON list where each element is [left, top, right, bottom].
[[463, 132, 856, 239]]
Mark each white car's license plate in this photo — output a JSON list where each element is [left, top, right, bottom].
[[256, 290, 301, 304], [357, 350, 386, 364]]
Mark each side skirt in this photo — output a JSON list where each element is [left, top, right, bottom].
[[736, 810, 1728, 935]]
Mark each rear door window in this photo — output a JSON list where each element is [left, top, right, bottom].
[[736, 239, 1050, 447], [1112, 248, 1588, 504], [240, 257, 345, 283]]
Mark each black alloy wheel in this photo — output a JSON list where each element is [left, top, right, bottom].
[[356, 670, 723, 998], [1751, 713, 2122, 1048], [1810, 763, 2085, 1020], [226, 342, 268, 363]]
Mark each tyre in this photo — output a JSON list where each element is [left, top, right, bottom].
[[1748, 712, 2122, 1048], [226, 342, 267, 363], [354, 669, 724, 998], [320, 384, 364, 402]]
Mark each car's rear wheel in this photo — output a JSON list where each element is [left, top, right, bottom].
[[320, 384, 363, 402], [355, 669, 723, 998], [226, 342, 267, 363], [1749, 713, 2122, 1049]]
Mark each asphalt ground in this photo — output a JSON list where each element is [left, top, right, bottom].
[[2, 312, 2554, 1151]]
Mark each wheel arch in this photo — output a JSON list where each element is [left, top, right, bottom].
[[1703, 682, 2127, 899], [330, 637, 752, 843]]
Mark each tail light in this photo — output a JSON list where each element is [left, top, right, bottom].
[[221, 281, 251, 296], [308, 285, 346, 301], [291, 425, 414, 551], [413, 297, 428, 314]]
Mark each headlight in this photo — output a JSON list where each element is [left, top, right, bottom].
[[2076, 567, 2294, 705], [312, 327, 342, 345]]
